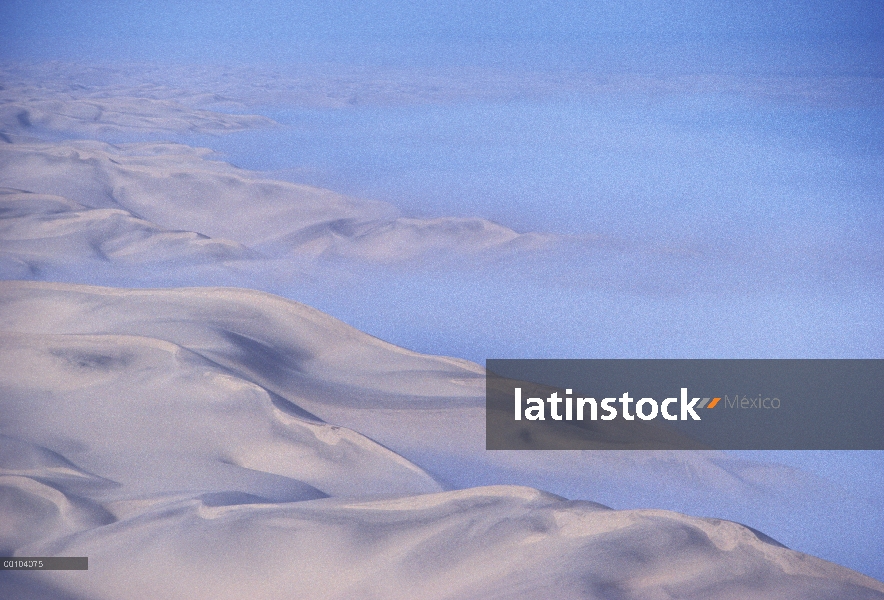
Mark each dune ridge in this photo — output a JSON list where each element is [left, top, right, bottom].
[[0, 188, 255, 277], [0, 138, 551, 264]]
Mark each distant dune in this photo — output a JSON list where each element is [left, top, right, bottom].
[[1, 280, 882, 599], [0, 65, 278, 137], [0, 188, 255, 277], [0, 138, 550, 265]]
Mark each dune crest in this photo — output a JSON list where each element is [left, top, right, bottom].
[[0, 188, 255, 276], [0, 138, 552, 264]]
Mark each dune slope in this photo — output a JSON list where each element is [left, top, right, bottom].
[[0, 139, 548, 263]]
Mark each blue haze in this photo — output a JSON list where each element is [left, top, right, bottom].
[[190, 96, 883, 365]]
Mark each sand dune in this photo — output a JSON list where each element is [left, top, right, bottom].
[[0, 138, 551, 263], [14, 484, 884, 600], [5, 62, 876, 115], [0, 139, 382, 243], [0, 329, 441, 501], [0, 188, 255, 277], [0, 73, 276, 136], [1, 280, 882, 598], [0, 280, 863, 504], [1, 76, 552, 265], [0, 280, 484, 397], [272, 215, 550, 261]]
